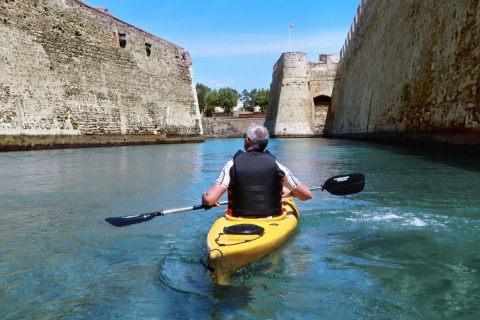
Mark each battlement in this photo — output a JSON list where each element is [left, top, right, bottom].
[[309, 54, 340, 72], [271, 52, 307, 78], [340, 0, 372, 60]]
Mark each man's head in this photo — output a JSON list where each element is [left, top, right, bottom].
[[244, 125, 269, 151]]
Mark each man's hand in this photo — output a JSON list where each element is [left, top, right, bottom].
[[202, 191, 220, 210], [202, 202, 220, 210], [202, 185, 227, 209]]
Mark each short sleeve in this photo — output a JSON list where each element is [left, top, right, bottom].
[[214, 160, 233, 189], [277, 162, 300, 190]]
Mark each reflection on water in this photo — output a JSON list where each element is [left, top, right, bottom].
[[1, 139, 479, 319]]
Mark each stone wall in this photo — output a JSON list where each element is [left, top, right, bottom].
[[0, 134, 203, 152], [0, 0, 201, 140], [202, 116, 265, 138], [325, 0, 480, 149], [265, 52, 338, 137], [309, 54, 339, 134], [265, 52, 312, 137]]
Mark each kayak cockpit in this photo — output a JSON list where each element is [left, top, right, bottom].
[[201, 197, 300, 285]]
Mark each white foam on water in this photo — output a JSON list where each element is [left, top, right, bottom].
[[372, 213, 401, 221], [346, 211, 403, 222], [406, 217, 427, 227]]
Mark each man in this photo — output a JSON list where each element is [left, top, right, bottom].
[[202, 124, 312, 217]]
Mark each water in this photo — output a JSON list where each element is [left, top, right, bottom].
[[1, 138, 479, 319]]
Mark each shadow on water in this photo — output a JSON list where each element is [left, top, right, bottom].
[[340, 138, 480, 172], [154, 255, 255, 317]]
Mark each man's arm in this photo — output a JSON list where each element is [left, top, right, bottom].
[[202, 184, 227, 206], [202, 160, 232, 207], [277, 162, 312, 201], [291, 182, 313, 201]]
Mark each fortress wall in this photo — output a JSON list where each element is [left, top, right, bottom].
[[0, 0, 201, 138], [326, 0, 480, 148], [265, 52, 313, 136], [202, 116, 265, 138], [264, 54, 284, 134], [308, 55, 338, 97], [309, 54, 339, 134]]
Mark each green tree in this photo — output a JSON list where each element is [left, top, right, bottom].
[[253, 88, 270, 112], [195, 83, 211, 114], [204, 90, 219, 117], [205, 105, 216, 117], [217, 87, 238, 115], [240, 89, 257, 112]]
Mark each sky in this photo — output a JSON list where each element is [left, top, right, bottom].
[[84, 0, 361, 93]]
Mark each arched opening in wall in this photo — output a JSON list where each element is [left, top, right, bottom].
[[313, 95, 331, 132], [119, 33, 127, 48], [313, 95, 332, 108], [313, 95, 331, 107]]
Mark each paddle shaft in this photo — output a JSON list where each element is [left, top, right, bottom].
[[162, 201, 228, 216], [104, 173, 364, 227], [105, 201, 228, 227]]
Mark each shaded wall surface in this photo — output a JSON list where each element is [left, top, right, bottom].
[[0, 0, 201, 140], [309, 54, 339, 134], [326, 0, 480, 149]]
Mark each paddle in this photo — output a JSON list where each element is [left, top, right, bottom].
[[104, 173, 365, 227], [311, 173, 365, 196], [105, 201, 229, 227]]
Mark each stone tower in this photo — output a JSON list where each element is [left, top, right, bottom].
[[265, 52, 338, 137]]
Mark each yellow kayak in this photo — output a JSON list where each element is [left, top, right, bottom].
[[203, 196, 300, 285]]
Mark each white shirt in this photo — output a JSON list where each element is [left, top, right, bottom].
[[214, 159, 300, 190]]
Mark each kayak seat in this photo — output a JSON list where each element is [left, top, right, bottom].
[[223, 224, 264, 235], [225, 212, 287, 221]]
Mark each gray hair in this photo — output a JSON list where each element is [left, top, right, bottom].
[[245, 124, 269, 151]]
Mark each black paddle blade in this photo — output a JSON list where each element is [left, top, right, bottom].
[[322, 173, 365, 196], [105, 212, 158, 227]]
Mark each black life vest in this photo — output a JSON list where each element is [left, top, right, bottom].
[[228, 150, 285, 217]]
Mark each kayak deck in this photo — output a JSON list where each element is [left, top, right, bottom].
[[204, 196, 300, 284]]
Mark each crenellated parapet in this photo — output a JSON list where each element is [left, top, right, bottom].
[[340, 0, 372, 61]]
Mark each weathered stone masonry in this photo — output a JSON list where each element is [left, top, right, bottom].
[[265, 53, 312, 137], [0, 0, 202, 149], [265, 52, 338, 137], [325, 0, 480, 150]]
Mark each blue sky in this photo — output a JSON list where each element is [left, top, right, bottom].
[[84, 0, 361, 93]]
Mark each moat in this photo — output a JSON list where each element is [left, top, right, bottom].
[[1, 138, 479, 318]]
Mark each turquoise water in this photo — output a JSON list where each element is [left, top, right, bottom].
[[0, 138, 479, 319]]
